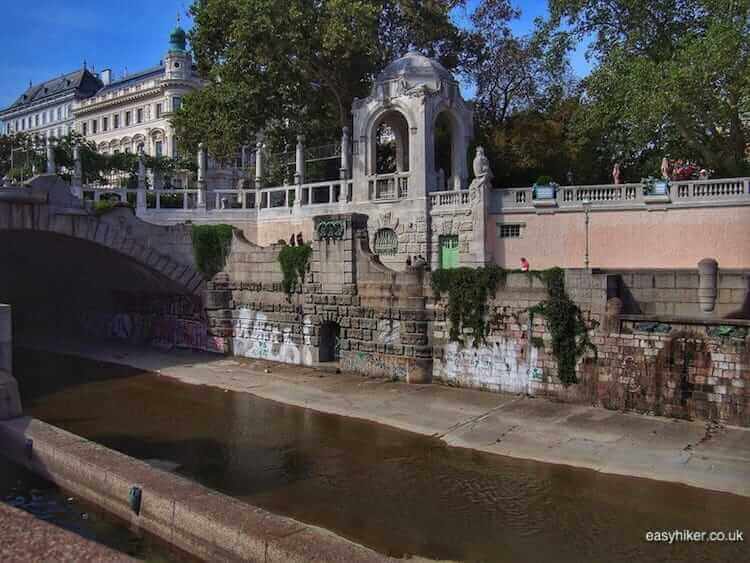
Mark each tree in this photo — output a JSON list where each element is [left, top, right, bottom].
[[462, 1, 577, 185], [173, 0, 467, 161], [550, 0, 750, 176]]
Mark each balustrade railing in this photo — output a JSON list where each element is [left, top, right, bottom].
[[368, 172, 409, 201], [429, 190, 470, 208], [490, 177, 750, 211]]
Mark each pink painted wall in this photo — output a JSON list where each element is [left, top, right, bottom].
[[488, 206, 750, 269]]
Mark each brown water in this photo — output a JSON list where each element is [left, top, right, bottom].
[[14, 348, 749, 563], [0, 457, 197, 562]]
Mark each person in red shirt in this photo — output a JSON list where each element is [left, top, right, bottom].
[[520, 257, 530, 272]]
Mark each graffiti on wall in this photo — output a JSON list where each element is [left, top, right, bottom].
[[376, 319, 400, 345], [340, 351, 410, 380], [440, 337, 539, 393], [71, 310, 225, 353], [231, 309, 315, 366]]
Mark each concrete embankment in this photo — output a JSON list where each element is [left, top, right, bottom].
[[0, 417, 405, 563], [0, 502, 134, 562], [20, 337, 750, 499]]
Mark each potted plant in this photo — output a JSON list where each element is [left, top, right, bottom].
[[532, 175, 558, 199], [642, 176, 669, 196]]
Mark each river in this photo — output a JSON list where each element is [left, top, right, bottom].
[[12, 348, 749, 562]]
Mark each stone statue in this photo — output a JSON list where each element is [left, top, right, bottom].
[[472, 146, 493, 182], [612, 162, 622, 185], [660, 157, 671, 180]]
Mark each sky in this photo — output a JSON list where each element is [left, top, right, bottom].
[[0, 0, 593, 111]]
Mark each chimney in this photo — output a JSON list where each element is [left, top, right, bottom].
[[101, 68, 112, 86]]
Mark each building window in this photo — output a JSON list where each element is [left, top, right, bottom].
[[155, 103, 162, 119], [113, 114, 119, 129], [82, 122, 88, 135], [42, 112, 47, 125], [67, 104, 72, 118], [56, 127, 61, 138], [91, 119, 97, 134], [136, 108, 143, 123], [154, 141, 163, 157], [5, 124, 9, 135], [21, 118, 25, 130], [373, 228, 399, 256], [172, 96, 182, 112], [125, 111, 131, 126], [15, 120, 19, 131], [35, 114, 39, 127], [497, 223, 523, 239], [102, 117, 108, 131], [172, 138, 179, 159], [56, 107, 62, 121]]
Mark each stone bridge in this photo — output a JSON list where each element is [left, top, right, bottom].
[[0, 174, 204, 295]]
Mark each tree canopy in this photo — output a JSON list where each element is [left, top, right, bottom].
[[550, 0, 750, 177]]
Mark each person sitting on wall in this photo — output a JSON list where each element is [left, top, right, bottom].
[[520, 257, 530, 272], [413, 255, 427, 269], [289, 234, 296, 246], [296, 232, 304, 246], [406, 256, 412, 267]]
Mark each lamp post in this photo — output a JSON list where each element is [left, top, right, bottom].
[[582, 199, 591, 269]]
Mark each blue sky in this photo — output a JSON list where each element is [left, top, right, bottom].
[[0, 0, 593, 110]]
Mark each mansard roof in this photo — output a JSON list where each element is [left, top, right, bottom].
[[94, 64, 165, 96], [0, 68, 102, 116]]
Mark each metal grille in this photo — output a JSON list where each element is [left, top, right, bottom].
[[498, 224, 522, 238]]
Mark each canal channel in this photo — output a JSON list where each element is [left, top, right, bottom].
[[10, 347, 749, 562]]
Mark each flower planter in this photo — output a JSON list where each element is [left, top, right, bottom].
[[532, 185, 556, 199]]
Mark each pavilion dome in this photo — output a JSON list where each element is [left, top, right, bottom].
[[376, 52, 455, 90]]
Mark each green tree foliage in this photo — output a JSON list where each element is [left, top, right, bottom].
[[192, 224, 234, 278], [550, 0, 750, 177], [174, 0, 466, 161]]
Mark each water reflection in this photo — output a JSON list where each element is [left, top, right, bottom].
[[15, 348, 749, 562]]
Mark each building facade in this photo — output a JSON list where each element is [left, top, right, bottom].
[[0, 69, 102, 140], [72, 23, 200, 158]]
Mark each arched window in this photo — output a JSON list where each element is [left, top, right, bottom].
[[372, 110, 409, 175], [434, 111, 453, 190], [373, 228, 399, 256]]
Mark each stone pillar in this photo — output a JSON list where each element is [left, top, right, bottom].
[[0, 304, 22, 420], [340, 127, 351, 180], [136, 147, 147, 211], [46, 138, 55, 174], [197, 143, 207, 209], [255, 135, 263, 188], [698, 258, 718, 313], [294, 135, 304, 207], [71, 144, 83, 198]]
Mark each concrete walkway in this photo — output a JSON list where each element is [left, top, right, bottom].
[[20, 337, 750, 499]]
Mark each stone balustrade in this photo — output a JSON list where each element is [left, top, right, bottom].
[[491, 177, 750, 212]]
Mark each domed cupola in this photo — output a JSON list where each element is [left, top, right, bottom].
[[376, 51, 455, 92], [169, 22, 187, 53], [164, 14, 191, 81]]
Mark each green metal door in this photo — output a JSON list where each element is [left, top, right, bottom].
[[439, 235, 459, 269]]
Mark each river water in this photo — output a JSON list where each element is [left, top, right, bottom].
[[13, 348, 749, 562], [0, 456, 197, 562]]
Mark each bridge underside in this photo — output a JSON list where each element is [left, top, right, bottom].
[[0, 231, 197, 343]]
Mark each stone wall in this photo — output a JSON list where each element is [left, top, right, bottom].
[[430, 270, 750, 426], [206, 213, 433, 382], [0, 304, 22, 420]]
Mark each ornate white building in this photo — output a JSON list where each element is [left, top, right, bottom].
[[72, 22, 200, 158], [0, 69, 102, 140]]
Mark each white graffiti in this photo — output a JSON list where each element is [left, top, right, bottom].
[[441, 337, 539, 394], [232, 309, 315, 366], [376, 319, 400, 345]]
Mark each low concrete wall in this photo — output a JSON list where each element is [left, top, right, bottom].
[[0, 418, 393, 563], [0, 304, 22, 420]]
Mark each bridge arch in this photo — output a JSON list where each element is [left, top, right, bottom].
[[0, 175, 204, 295]]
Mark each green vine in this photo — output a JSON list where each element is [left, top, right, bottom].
[[529, 268, 597, 386], [431, 265, 507, 346], [278, 244, 312, 295], [191, 224, 233, 278]]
